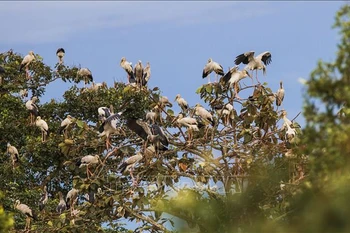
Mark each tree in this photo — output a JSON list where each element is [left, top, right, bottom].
[[0, 47, 303, 232]]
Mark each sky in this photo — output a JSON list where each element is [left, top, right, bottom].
[[0, 0, 345, 230]]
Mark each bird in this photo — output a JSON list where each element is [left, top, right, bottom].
[[143, 62, 151, 86], [56, 48, 65, 65], [125, 118, 149, 141], [35, 116, 49, 142], [194, 103, 214, 126], [98, 112, 123, 149], [276, 81, 285, 107], [56, 191, 67, 214], [90, 82, 107, 91], [39, 186, 48, 211], [66, 188, 79, 212], [220, 66, 252, 99], [134, 60, 144, 87], [202, 58, 224, 83], [136, 120, 169, 151], [175, 94, 189, 112], [0, 65, 5, 85], [120, 57, 135, 84], [7, 143, 19, 169], [159, 96, 173, 110], [77, 68, 93, 87], [98, 107, 112, 122], [76, 154, 100, 178], [26, 96, 39, 125], [14, 200, 38, 230], [172, 113, 199, 142], [19, 51, 36, 79], [20, 89, 28, 99], [234, 51, 272, 83], [119, 152, 143, 186], [146, 110, 159, 125], [58, 115, 74, 138], [214, 103, 235, 126]]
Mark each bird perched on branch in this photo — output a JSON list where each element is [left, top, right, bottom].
[[220, 66, 251, 99], [77, 68, 93, 87], [76, 154, 100, 179], [120, 57, 135, 84], [194, 103, 214, 126], [119, 152, 143, 186], [14, 200, 38, 230], [39, 186, 48, 211], [66, 188, 79, 212], [98, 107, 112, 122], [36, 116, 49, 142], [143, 62, 151, 86], [276, 81, 285, 107], [56, 191, 66, 214], [98, 112, 123, 149], [56, 48, 65, 65], [26, 96, 39, 125], [20, 51, 36, 80], [58, 115, 74, 138], [234, 51, 272, 83], [7, 143, 19, 169], [175, 94, 189, 112], [172, 113, 199, 142], [136, 120, 169, 152], [134, 60, 144, 87], [202, 58, 224, 83]]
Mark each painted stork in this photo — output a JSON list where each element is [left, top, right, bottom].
[[134, 60, 144, 86], [98, 112, 123, 149], [39, 186, 48, 211], [119, 152, 143, 186], [77, 68, 93, 87], [276, 81, 285, 107], [14, 200, 37, 230], [26, 96, 39, 125], [143, 62, 151, 86], [120, 57, 135, 84], [194, 103, 214, 126], [35, 116, 49, 142], [234, 51, 272, 83], [58, 115, 74, 138], [19, 51, 36, 80], [98, 107, 112, 122], [172, 113, 199, 142], [7, 143, 19, 169], [76, 154, 100, 178], [56, 191, 67, 214], [202, 58, 224, 83], [56, 48, 65, 65], [175, 94, 189, 112], [0, 65, 5, 85], [66, 188, 79, 212], [220, 66, 251, 99]]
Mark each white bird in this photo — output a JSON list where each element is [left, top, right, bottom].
[[58, 115, 74, 138], [281, 110, 292, 130], [214, 103, 235, 126], [90, 82, 107, 91], [98, 112, 123, 149], [120, 57, 135, 84], [172, 113, 199, 142], [20, 89, 28, 99], [76, 154, 100, 178], [159, 96, 173, 109], [234, 51, 272, 83], [146, 111, 159, 125], [143, 62, 151, 86], [194, 103, 214, 126], [220, 66, 252, 99], [14, 200, 37, 230], [56, 191, 67, 214], [56, 48, 65, 65], [276, 81, 285, 107], [285, 124, 296, 142], [66, 188, 79, 212], [202, 58, 224, 83], [77, 68, 93, 87], [7, 142, 19, 169], [26, 96, 39, 125], [134, 60, 144, 87], [19, 51, 36, 80], [119, 152, 143, 186], [98, 107, 112, 122], [175, 94, 189, 112], [0, 65, 5, 85], [39, 186, 48, 211], [35, 116, 49, 142]]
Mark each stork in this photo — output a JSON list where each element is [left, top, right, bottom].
[[98, 112, 123, 149], [19, 51, 36, 80], [56, 48, 65, 65], [146, 110, 159, 125], [76, 154, 100, 178], [234, 51, 272, 83], [0, 65, 5, 85], [56, 191, 67, 214], [35, 116, 49, 142], [14, 200, 37, 230], [119, 152, 143, 186], [143, 62, 151, 86], [220, 66, 252, 100], [194, 103, 214, 126], [98, 107, 112, 122], [66, 188, 79, 212], [90, 82, 107, 91], [276, 81, 285, 107], [159, 96, 173, 112], [214, 103, 235, 127], [134, 60, 144, 87], [38, 186, 48, 211], [77, 68, 93, 88], [20, 89, 28, 99], [136, 120, 169, 152], [202, 58, 224, 83], [26, 96, 39, 125], [7, 143, 19, 169], [175, 94, 189, 113], [58, 115, 74, 139], [120, 57, 135, 84], [172, 113, 199, 142]]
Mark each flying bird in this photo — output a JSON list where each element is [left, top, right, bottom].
[[119, 152, 143, 186], [134, 60, 144, 87], [0, 65, 5, 85], [98, 112, 123, 149], [39, 186, 48, 211], [234, 51, 272, 83], [77, 68, 93, 87], [276, 81, 285, 107], [19, 51, 36, 80], [26, 96, 39, 125], [220, 66, 252, 99], [14, 200, 38, 230], [120, 57, 135, 84], [7, 143, 19, 169], [143, 62, 151, 86], [58, 115, 74, 138], [76, 154, 100, 178], [35, 116, 49, 142], [56, 48, 65, 65], [202, 58, 224, 83], [56, 191, 67, 214], [175, 94, 189, 112]]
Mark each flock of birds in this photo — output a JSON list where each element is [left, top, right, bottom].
[[2, 48, 294, 230]]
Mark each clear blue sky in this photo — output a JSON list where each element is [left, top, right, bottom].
[[0, 1, 345, 230]]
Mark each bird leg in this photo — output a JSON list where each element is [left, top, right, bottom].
[[234, 83, 242, 100], [25, 67, 30, 80], [207, 75, 211, 84], [25, 216, 31, 230], [256, 70, 260, 84], [106, 137, 112, 150]]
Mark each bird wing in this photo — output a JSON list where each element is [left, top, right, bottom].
[[56, 48, 65, 55], [151, 124, 169, 146], [202, 63, 212, 78], [220, 66, 238, 85], [104, 113, 121, 125], [257, 51, 272, 66], [234, 51, 254, 65]]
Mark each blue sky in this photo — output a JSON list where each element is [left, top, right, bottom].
[[0, 1, 345, 230]]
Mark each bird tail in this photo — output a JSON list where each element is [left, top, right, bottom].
[[19, 64, 24, 72], [46, 129, 50, 137], [119, 162, 127, 173], [58, 126, 65, 134], [31, 210, 38, 221], [263, 67, 267, 76], [75, 159, 82, 167], [210, 118, 215, 127], [39, 203, 45, 211]]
